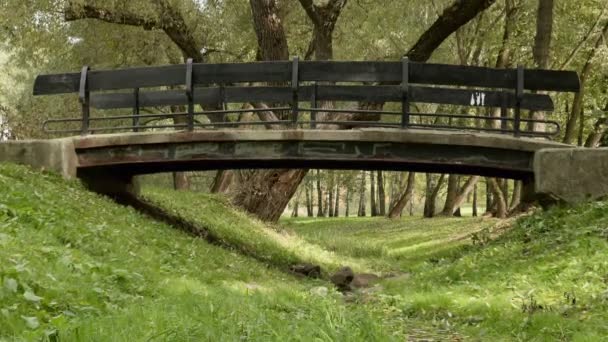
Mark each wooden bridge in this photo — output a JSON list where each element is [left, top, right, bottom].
[[5, 58, 584, 200]]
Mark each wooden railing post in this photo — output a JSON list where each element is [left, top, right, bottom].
[[401, 57, 410, 129], [291, 56, 300, 128], [185, 58, 194, 131], [132, 88, 140, 132], [514, 65, 524, 137], [78, 66, 90, 136]]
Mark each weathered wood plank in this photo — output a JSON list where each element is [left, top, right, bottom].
[[91, 85, 554, 111], [34, 61, 580, 95]]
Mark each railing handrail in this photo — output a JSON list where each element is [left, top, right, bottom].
[[34, 57, 580, 138]]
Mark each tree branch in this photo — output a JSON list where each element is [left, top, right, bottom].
[[64, 1, 204, 62], [406, 0, 498, 62]]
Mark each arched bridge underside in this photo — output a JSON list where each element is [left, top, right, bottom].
[[74, 129, 570, 180]]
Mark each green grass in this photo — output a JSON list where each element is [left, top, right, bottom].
[[282, 216, 497, 272], [0, 164, 411, 341], [4, 163, 608, 341], [284, 207, 608, 341], [142, 187, 373, 274]]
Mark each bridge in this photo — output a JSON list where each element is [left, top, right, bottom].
[[4, 58, 604, 203]]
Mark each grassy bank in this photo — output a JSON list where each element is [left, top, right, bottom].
[[284, 207, 608, 340], [4, 163, 608, 341], [0, 164, 407, 341], [141, 187, 373, 274]]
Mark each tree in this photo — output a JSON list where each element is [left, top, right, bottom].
[[388, 173, 416, 219]]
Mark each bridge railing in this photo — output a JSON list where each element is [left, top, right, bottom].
[[34, 57, 580, 137]]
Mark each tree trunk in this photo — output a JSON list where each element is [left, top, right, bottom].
[[345, 187, 350, 217], [424, 174, 446, 218], [585, 102, 608, 147], [232, 169, 307, 222], [291, 192, 300, 217], [485, 180, 493, 214], [442, 176, 480, 216], [488, 0, 518, 129], [509, 180, 522, 210], [487, 178, 507, 218], [388, 173, 416, 219], [563, 21, 608, 144], [316, 170, 324, 217], [334, 183, 340, 217], [472, 183, 478, 217], [377, 171, 386, 216], [328, 172, 334, 217], [529, 0, 554, 133], [173, 172, 190, 191], [305, 180, 313, 217], [358, 171, 367, 217], [211, 170, 233, 193], [370, 171, 377, 217], [441, 174, 460, 216]]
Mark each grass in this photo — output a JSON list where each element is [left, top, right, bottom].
[[3, 163, 608, 341], [141, 187, 373, 274], [284, 206, 608, 341], [282, 216, 498, 272], [0, 164, 413, 341]]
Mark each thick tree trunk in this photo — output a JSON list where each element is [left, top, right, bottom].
[[232, 169, 307, 222], [388, 173, 416, 219], [377, 171, 386, 216], [370, 171, 377, 217], [249, 0, 289, 61]]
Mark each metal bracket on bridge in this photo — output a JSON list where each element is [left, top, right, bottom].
[[401, 57, 410, 129], [185, 58, 194, 131], [79, 66, 90, 136], [291, 56, 299, 128], [514, 65, 524, 137]]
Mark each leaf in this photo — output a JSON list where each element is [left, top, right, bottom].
[[3, 277, 18, 293], [21, 315, 40, 329], [23, 290, 43, 302]]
